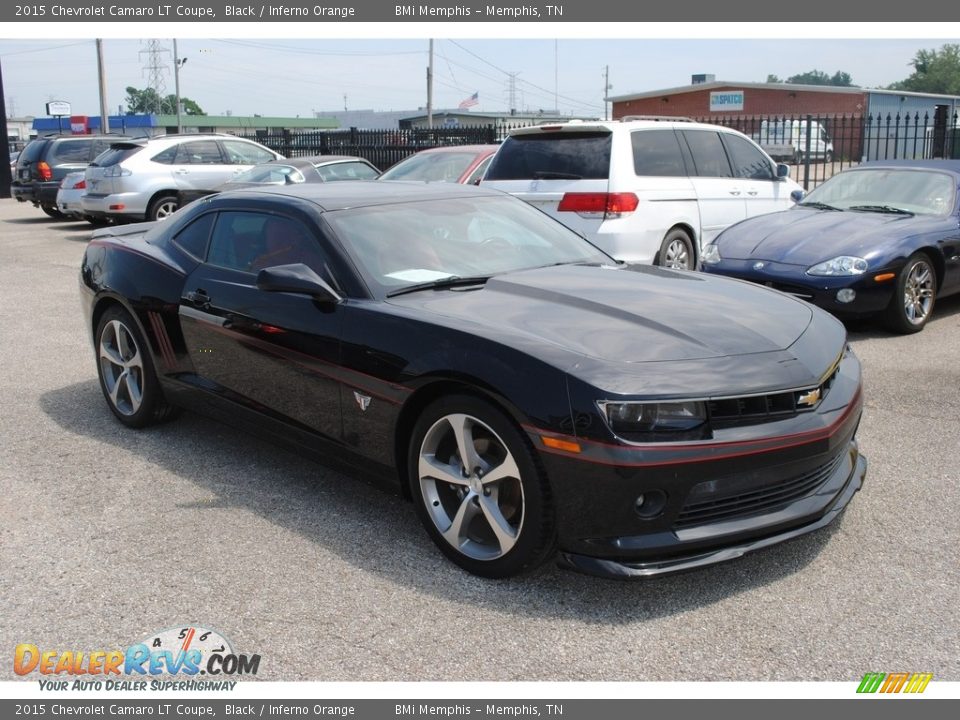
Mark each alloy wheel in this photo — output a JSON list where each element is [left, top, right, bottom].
[[663, 237, 691, 270], [98, 319, 144, 416], [903, 259, 935, 326], [417, 413, 525, 561]]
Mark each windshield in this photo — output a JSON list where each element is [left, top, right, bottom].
[[802, 168, 955, 215], [379, 151, 479, 182], [326, 194, 612, 297], [229, 164, 304, 185]]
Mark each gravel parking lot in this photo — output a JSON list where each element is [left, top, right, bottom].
[[1, 198, 957, 682]]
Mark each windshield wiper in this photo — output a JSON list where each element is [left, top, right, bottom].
[[848, 204, 915, 215], [386, 275, 492, 298], [531, 171, 583, 180], [799, 201, 842, 211]]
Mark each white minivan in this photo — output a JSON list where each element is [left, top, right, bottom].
[[481, 119, 803, 268]]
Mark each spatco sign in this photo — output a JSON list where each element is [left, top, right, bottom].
[[709, 91, 744, 112]]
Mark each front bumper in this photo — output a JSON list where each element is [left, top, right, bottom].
[[529, 350, 866, 579], [560, 449, 865, 578], [703, 260, 896, 317]]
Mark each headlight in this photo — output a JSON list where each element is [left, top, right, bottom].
[[806, 256, 868, 276], [701, 243, 721, 265], [599, 400, 706, 434]]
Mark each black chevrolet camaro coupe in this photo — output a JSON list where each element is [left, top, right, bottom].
[[80, 182, 867, 578]]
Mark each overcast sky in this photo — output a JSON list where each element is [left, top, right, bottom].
[[0, 36, 954, 120]]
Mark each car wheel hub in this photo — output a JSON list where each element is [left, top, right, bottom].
[[904, 261, 934, 324], [98, 319, 144, 416], [418, 413, 524, 561]]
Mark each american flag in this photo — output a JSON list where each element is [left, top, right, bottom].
[[458, 92, 479, 110]]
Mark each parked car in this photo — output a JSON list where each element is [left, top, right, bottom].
[[379, 145, 498, 184], [752, 119, 834, 163], [177, 155, 380, 207], [80, 181, 865, 579], [55, 172, 89, 220], [481, 119, 802, 269], [12, 134, 129, 219], [81, 134, 282, 223], [702, 160, 960, 334]]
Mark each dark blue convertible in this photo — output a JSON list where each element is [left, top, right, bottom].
[[702, 160, 960, 333]]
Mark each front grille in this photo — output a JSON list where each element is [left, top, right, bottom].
[[761, 281, 815, 300], [708, 361, 841, 428], [674, 451, 845, 529]]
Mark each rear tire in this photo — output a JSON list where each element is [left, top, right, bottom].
[[407, 394, 556, 578], [148, 195, 179, 222], [656, 229, 694, 270], [41, 204, 65, 219], [95, 306, 180, 428]]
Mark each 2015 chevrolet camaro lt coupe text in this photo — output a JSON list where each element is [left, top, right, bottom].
[[80, 182, 867, 579]]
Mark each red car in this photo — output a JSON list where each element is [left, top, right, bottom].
[[378, 145, 498, 185]]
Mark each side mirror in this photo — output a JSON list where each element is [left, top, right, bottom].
[[791, 189, 805, 203], [256, 263, 341, 304], [776, 163, 791, 179]]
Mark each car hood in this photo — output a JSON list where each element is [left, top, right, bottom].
[[390, 264, 813, 365], [717, 206, 952, 265]]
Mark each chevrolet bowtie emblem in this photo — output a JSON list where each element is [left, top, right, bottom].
[[797, 388, 821, 407]]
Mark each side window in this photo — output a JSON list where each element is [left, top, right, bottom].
[[315, 161, 379, 182], [631, 130, 688, 177], [206, 211, 331, 279], [220, 140, 276, 165], [172, 212, 216, 260], [174, 140, 224, 165], [464, 156, 492, 185], [681, 131, 733, 178], [151, 146, 177, 164], [722, 134, 775, 181], [50, 140, 93, 163]]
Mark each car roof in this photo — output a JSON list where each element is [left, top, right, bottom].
[[410, 145, 499, 154], [219, 179, 504, 211], [857, 159, 960, 175], [506, 119, 738, 136], [268, 155, 372, 167]]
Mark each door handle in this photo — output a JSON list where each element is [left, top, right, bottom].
[[175, 168, 189, 175], [729, 190, 742, 196], [185, 289, 211, 308], [747, 190, 759, 196]]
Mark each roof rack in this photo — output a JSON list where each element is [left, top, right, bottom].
[[620, 115, 694, 122]]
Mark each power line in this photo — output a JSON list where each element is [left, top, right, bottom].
[[214, 39, 425, 58], [0, 41, 90, 58]]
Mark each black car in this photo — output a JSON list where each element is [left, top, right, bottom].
[[80, 182, 866, 579], [12, 134, 128, 218], [702, 160, 960, 333], [177, 155, 380, 208]]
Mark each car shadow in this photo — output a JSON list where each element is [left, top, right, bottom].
[[39, 379, 846, 624], [844, 292, 960, 340]]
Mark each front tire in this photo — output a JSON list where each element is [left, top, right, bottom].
[[884, 253, 937, 334], [148, 194, 179, 222], [95, 306, 179, 427], [408, 394, 555, 578], [657, 228, 694, 270]]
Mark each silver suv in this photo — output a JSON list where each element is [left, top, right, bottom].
[[81, 134, 282, 222]]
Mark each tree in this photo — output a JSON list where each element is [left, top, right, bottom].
[[778, 70, 855, 87], [123, 86, 205, 116], [889, 44, 960, 95]]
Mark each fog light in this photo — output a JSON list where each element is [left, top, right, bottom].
[[836, 288, 856, 304], [634, 490, 667, 519]]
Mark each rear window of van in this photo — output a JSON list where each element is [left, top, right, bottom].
[[485, 132, 611, 180]]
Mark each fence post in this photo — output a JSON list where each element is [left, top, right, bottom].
[[802, 115, 812, 190]]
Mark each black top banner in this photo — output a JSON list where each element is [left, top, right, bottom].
[[1, 0, 940, 22]]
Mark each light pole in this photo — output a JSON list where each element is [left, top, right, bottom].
[[173, 39, 187, 134]]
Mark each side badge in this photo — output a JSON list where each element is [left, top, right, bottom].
[[353, 391, 372, 412]]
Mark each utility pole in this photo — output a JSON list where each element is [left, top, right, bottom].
[[0, 58, 11, 198], [554, 40, 558, 114], [173, 39, 186, 134], [603, 65, 612, 121], [427, 39, 434, 130], [96, 39, 110, 134]]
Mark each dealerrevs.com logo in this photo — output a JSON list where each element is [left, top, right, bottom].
[[14, 625, 260, 690]]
